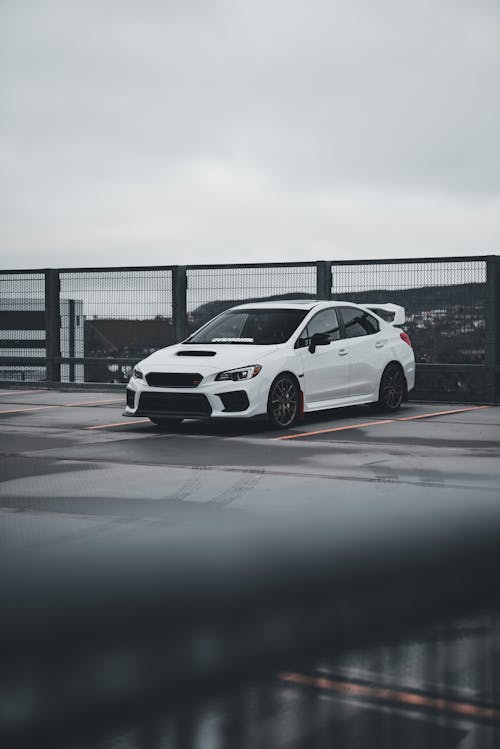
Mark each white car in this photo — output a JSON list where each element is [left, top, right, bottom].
[[125, 300, 415, 429]]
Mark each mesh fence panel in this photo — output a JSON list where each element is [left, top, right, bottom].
[[330, 260, 487, 364], [0, 272, 46, 381], [186, 264, 317, 333], [414, 368, 487, 401], [0, 260, 495, 399], [59, 270, 173, 383]]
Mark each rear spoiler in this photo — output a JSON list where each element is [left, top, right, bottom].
[[363, 303, 405, 325]]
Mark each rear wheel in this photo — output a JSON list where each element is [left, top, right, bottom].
[[376, 363, 405, 412], [149, 417, 183, 427], [267, 374, 299, 429]]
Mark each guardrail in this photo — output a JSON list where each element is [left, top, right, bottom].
[[2, 496, 500, 748], [1, 256, 498, 402]]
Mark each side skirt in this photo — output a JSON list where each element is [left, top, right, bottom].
[[304, 393, 378, 412]]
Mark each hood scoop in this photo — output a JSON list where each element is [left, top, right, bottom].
[[177, 350, 217, 357]]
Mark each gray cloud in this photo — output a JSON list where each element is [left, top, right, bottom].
[[0, 0, 499, 268]]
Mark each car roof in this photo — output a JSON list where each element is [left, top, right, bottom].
[[230, 300, 361, 311]]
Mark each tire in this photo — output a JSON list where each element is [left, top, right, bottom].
[[149, 417, 183, 427], [376, 363, 405, 412], [267, 374, 300, 429]]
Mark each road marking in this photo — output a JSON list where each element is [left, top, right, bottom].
[[0, 398, 123, 415], [278, 672, 500, 723], [272, 405, 490, 440], [0, 389, 48, 396], [272, 419, 394, 440], [64, 398, 123, 407], [0, 406, 54, 414], [86, 419, 151, 430], [396, 405, 489, 421]]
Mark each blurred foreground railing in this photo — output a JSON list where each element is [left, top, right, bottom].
[[2, 495, 500, 748]]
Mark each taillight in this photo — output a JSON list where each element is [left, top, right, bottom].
[[400, 332, 412, 347]]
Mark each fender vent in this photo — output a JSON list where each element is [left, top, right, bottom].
[[217, 391, 250, 412]]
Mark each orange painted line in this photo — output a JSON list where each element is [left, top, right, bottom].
[[397, 405, 489, 421], [0, 399, 122, 414], [0, 389, 48, 396], [272, 405, 490, 440], [278, 672, 500, 723], [0, 405, 54, 414], [272, 419, 394, 440], [64, 398, 123, 407], [85, 419, 151, 430]]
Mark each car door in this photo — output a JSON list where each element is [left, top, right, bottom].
[[295, 307, 350, 404], [337, 306, 386, 397]]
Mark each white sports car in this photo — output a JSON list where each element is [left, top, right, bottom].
[[125, 300, 415, 429]]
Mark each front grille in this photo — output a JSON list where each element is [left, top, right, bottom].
[[126, 388, 135, 408], [138, 392, 212, 417], [146, 372, 203, 388], [217, 390, 250, 412]]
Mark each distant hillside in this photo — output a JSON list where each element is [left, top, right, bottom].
[[329, 282, 485, 313], [189, 283, 486, 365], [85, 318, 174, 355], [189, 292, 317, 326], [190, 283, 485, 325]]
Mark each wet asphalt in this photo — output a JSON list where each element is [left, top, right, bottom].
[[1, 388, 500, 748]]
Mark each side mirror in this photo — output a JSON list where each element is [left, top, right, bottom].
[[309, 332, 330, 354]]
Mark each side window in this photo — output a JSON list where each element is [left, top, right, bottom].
[[295, 308, 341, 348], [339, 307, 379, 338]]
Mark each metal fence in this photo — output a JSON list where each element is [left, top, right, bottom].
[[0, 256, 498, 402]]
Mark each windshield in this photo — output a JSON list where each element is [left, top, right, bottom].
[[185, 308, 309, 345]]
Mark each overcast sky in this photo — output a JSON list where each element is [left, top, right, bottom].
[[0, 0, 499, 269]]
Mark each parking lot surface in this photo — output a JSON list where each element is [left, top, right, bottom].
[[1, 388, 500, 748]]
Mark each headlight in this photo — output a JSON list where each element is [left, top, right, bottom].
[[133, 367, 144, 380], [215, 365, 262, 382]]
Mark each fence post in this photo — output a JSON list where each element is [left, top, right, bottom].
[[45, 269, 61, 383], [485, 257, 498, 404], [316, 261, 332, 300], [172, 266, 188, 343]]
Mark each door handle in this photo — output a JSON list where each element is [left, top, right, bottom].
[[375, 342, 385, 348], [338, 349, 349, 356]]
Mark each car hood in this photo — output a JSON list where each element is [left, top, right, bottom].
[[139, 343, 280, 375]]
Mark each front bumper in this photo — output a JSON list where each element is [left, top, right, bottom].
[[124, 375, 269, 420]]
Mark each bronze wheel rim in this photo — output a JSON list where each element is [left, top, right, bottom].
[[271, 377, 298, 427], [381, 364, 404, 409]]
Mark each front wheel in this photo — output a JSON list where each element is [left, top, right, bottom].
[[376, 363, 405, 412], [149, 417, 183, 427], [267, 374, 300, 429]]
